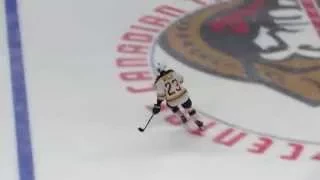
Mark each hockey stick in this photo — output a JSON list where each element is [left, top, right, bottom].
[[138, 114, 155, 132]]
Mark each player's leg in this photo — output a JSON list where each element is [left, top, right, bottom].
[[167, 104, 187, 123], [181, 98, 203, 128], [181, 98, 196, 116]]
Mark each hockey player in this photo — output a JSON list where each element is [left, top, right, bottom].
[[152, 62, 204, 129]]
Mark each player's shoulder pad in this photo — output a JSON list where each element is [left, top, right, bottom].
[[154, 76, 161, 85], [167, 69, 174, 73], [154, 69, 174, 84]]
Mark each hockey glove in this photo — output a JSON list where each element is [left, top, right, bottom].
[[152, 104, 161, 114]]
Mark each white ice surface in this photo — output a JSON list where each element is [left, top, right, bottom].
[[1, 0, 320, 180]]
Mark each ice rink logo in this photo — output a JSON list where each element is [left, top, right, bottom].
[[115, 0, 320, 162], [159, 0, 320, 106]]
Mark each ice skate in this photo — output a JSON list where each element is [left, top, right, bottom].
[[194, 120, 204, 130], [180, 115, 188, 123]]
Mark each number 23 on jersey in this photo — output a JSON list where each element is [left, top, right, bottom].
[[165, 79, 182, 96]]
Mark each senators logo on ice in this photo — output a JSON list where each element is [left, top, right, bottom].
[[159, 0, 320, 106]]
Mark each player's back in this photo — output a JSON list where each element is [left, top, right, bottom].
[[155, 70, 188, 106]]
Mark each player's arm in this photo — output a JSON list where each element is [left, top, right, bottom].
[[153, 82, 165, 114]]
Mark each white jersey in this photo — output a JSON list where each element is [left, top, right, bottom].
[[154, 70, 189, 107]]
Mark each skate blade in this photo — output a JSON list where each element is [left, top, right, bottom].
[[187, 122, 215, 136]]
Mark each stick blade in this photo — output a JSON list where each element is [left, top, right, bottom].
[[138, 127, 144, 132]]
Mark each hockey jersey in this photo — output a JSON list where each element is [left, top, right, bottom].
[[154, 69, 188, 106]]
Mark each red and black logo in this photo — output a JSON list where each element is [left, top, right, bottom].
[[159, 0, 320, 106], [316, 0, 320, 9]]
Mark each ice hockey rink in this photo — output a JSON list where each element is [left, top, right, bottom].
[[2, 0, 320, 180]]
